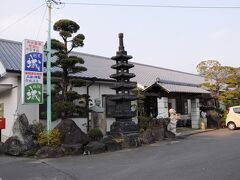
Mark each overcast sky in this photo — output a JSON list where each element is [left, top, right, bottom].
[[1, 0, 240, 74]]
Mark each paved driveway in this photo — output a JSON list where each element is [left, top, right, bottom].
[[1, 129, 240, 180]]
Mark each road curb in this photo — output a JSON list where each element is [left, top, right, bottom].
[[177, 128, 217, 138]]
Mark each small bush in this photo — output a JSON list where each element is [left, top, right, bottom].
[[138, 116, 151, 130], [216, 108, 228, 128], [88, 128, 103, 141], [139, 128, 145, 134], [29, 121, 45, 139], [37, 129, 61, 147]]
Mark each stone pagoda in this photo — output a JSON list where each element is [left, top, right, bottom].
[[110, 33, 138, 135]]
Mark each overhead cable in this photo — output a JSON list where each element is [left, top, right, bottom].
[[62, 2, 240, 9], [0, 3, 45, 34], [36, 5, 47, 40]]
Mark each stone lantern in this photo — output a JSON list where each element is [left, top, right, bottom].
[[110, 33, 138, 135]]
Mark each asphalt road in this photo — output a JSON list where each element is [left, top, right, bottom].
[[1, 129, 240, 180]]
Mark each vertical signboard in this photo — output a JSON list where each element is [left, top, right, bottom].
[[22, 39, 44, 104]]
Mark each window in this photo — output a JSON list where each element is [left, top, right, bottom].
[[183, 101, 188, 114], [103, 95, 116, 118], [233, 107, 240, 114]]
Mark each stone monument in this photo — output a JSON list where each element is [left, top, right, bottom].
[[90, 98, 107, 135], [109, 33, 138, 135]]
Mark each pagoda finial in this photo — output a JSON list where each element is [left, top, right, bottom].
[[118, 33, 125, 52]]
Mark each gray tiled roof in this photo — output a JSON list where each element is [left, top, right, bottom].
[[158, 83, 210, 94], [0, 38, 205, 88], [0, 39, 22, 72]]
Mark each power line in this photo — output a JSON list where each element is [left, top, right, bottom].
[[62, 2, 240, 9], [0, 3, 45, 34], [36, 5, 47, 40]]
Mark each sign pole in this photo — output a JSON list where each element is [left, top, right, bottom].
[[47, 0, 52, 132]]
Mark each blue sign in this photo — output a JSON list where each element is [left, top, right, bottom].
[[25, 52, 43, 72]]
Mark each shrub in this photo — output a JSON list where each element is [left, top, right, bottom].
[[29, 121, 45, 139], [88, 128, 103, 141], [139, 128, 145, 134], [37, 129, 61, 147], [138, 116, 151, 130], [216, 108, 228, 128]]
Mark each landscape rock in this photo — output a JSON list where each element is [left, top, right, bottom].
[[5, 114, 38, 156], [141, 129, 155, 144], [85, 141, 106, 154], [12, 114, 30, 141], [61, 143, 84, 155], [35, 146, 64, 158], [55, 119, 90, 145], [4, 136, 25, 156], [101, 136, 121, 151], [152, 127, 165, 141], [122, 133, 141, 148]]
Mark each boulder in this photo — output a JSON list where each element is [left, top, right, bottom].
[[35, 146, 64, 158], [152, 127, 165, 141], [141, 129, 155, 144], [5, 114, 39, 156], [122, 133, 141, 148], [55, 119, 90, 145], [149, 118, 174, 139], [12, 114, 31, 141], [4, 136, 25, 156], [101, 136, 121, 151], [61, 144, 84, 155], [85, 141, 106, 154]]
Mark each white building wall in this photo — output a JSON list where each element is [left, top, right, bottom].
[[157, 97, 169, 118], [191, 98, 200, 129], [0, 75, 39, 141], [0, 75, 19, 140]]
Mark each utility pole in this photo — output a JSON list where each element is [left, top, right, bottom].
[[46, 0, 58, 132]]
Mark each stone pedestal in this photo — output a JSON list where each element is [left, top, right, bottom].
[[91, 112, 107, 135]]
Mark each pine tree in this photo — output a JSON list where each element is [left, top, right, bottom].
[[50, 19, 87, 119]]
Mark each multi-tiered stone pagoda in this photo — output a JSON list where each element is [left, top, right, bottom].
[[110, 33, 138, 135]]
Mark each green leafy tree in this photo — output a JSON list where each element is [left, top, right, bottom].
[[219, 67, 240, 107], [197, 60, 240, 107], [197, 60, 225, 99], [51, 19, 87, 119]]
